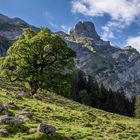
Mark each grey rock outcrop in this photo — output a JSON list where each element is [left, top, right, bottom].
[[0, 115, 23, 125], [37, 123, 56, 136], [0, 129, 9, 136], [15, 91, 30, 97]]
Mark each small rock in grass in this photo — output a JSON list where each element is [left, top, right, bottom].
[[17, 108, 33, 121], [37, 123, 56, 136], [0, 115, 23, 125], [15, 91, 30, 97], [29, 128, 37, 133], [33, 94, 42, 100], [17, 108, 32, 116], [0, 129, 9, 136], [45, 97, 52, 103], [7, 101, 16, 106]]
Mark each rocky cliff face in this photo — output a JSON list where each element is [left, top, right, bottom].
[[58, 21, 140, 98], [0, 14, 39, 55], [0, 13, 38, 41]]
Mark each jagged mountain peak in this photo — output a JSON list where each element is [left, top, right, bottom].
[[70, 21, 100, 40]]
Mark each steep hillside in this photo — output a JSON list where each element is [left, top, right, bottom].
[[0, 79, 139, 140]]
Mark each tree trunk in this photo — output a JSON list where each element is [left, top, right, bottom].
[[30, 82, 39, 96]]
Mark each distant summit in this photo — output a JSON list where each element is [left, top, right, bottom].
[[69, 21, 110, 46], [70, 21, 100, 40]]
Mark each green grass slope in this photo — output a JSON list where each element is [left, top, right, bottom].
[[0, 79, 139, 140]]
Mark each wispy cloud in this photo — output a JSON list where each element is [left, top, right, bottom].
[[60, 25, 71, 33], [71, 0, 140, 40], [44, 11, 71, 33], [101, 20, 126, 40], [126, 36, 140, 52]]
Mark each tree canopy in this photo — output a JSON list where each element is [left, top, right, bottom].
[[0, 28, 76, 95]]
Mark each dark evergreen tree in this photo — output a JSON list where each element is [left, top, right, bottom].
[[70, 70, 135, 117]]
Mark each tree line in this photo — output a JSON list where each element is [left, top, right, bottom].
[[70, 70, 136, 117]]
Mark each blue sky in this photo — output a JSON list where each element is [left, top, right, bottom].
[[0, 0, 140, 51]]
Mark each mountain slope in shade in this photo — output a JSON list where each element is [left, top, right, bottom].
[[58, 21, 140, 98], [0, 13, 38, 40]]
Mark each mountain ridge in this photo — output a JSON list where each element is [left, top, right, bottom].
[[59, 21, 140, 98], [0, 13, 140, 98]]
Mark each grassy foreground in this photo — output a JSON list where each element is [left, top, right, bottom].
[[0, 80, 139, 140]]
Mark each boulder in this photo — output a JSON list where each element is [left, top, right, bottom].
[[37, 123, 56, 136], [0, 129, 9, 136], [0, 115, 23, 125], [15, 91, 30, 97]]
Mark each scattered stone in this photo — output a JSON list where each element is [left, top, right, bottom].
[[37, 123, 56, 136], [18, 115, 30, 122], [15, 91, 30, 97], [33, 94, 42, 100], [7, 101, 16, 106], [0, 115, 23, 125], [0, 103, 9, 115], [29, 128, 37, 133], [17, 108, 32, 121], [45, 97, 52, 103], [0, 129, 9, 136], [17, 108, 32, 116]]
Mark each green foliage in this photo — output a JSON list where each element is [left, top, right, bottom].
[[135, 96, 140, 118], [0, 28, 76, 95]]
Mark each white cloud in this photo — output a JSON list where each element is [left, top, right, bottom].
[[101, 20, 126, 40], [72, 0, 140, 23], [48, 21, 59, 29], [72, 0, 140, 40], [126, 36, 140, 52]]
